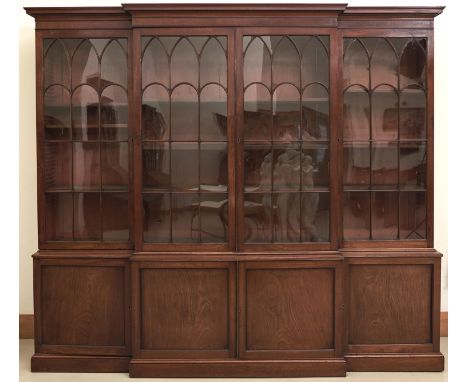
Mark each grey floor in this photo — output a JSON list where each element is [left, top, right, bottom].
[[20, 338, 448, 381]]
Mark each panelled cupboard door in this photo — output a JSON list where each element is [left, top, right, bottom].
[[39, 31, 132, 249], [137, 29, 236, 251], [237, 29, 337, 251], [238, 260, 344, 359]]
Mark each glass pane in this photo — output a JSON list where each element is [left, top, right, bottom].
[[273, 192, 300, 242], [142, 37, 169, 88], [101, 142, 128, 190], [200, 143, 227, 191], [44, 143, 72, 190], [200, 84, 227, 141], [244, 193, 272, 243], [100, 86, 128, 140], [171, 38, 198, 86], [73, 192, 101, 240], [171, 143, 198, 191], [44, 40, 70, 89], [244, 84, 271, 141], [72, 85, 99, 140], [371, 142, 398, 188], [102, 193, 129, 241], [272, 37, 300, 87], [44, 86, 70, 140], [172, 193, 199, 243], [400, 142, 426, 189], [302, 84, 329, 141], [343, 86, 370, 141], [73, 142, 100, 190], [243, 37, 271, 87], [142, 142, 170, 190], [400, 39, 426, 88], [302, 143, 329, 190], [343, 191, 370, 240], [199, 193, 228, 243], [343, 39, 369, 88], [273, 84, 300, 141], [400, 88, 426, 139], [343, 143, 370, 188], [89, 38, 110, 57], [142, 84, 169, 140], [244, 145, 272, 192], [371, 86, 398, 141], [272, 144, 300, 191], [143, 193, 170, 242], [171, 84, 198, 141], [101, 40, 127, 88], [370, 39, 398, 88], [45, 193, 73, 241], [372, 191, 398, 240], [301, 192, 329, 242], [72, 40, 99, 90], [200, 37, 227, 87], [301, 36, 329, 88], [400, 191, 426, 239]]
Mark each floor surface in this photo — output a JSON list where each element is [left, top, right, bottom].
[[20, 338, 448, 381]]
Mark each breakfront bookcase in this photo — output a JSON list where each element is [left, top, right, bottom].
[[25, 4, 444, 378]]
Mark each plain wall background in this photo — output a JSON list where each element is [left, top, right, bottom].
[[19, 0, 449, 314]]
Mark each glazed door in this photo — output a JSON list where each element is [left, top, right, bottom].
[[136, 29, 235, 251], [236, 28, 338, 251], [39, 32, 132, 248]]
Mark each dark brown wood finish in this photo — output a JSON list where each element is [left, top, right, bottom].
[[26, 4, 444, 377]]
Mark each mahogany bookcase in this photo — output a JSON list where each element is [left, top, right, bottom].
[[25, 4, 444, 378]]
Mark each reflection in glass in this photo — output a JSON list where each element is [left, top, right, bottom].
[[371, 86, 398, 141], [400, 142, 426, 189], [73, 192, 101, 240], [142, 37, 169, 88], [73, 142, 100, 190], [143, 193, 170, 242], [343, 143, 370, 187], [301, 192, 329, 242], [172, 193, 199, 243], [44, 40, 70, 89], [200, 85, 227, 141], [171, 38, 198, 86], [72, 40, 99, 90], [244, 193, 272, 243], [371, 143, 398, 188], [171, 85, 198, 141], [244, 84, 271, 141], [400, 39, 426, 88], [243, 37, 271, 87], [273, 192, 301, 242], [102, 193, 129, 241], [44, 86, 70, 140], [171, 143, 198, 191], [302, 144, 329, 189], [101, 143, 128, 190], [372, 191, 398, 240], [142, 84, 169, 140], [400, 88, 426, 139], [343, 39, 369, 88], [272, 145, 300, 191], [370, 39, 398, 88], [45, 193, 73, 241], [100, 86, 128, 140], [273, 84, 300, 141], [200, 143, 228, 190], [101, 40, 127, 88], [400, 191, 426, 239], [44, 143, 72, 190], [301, 37, 329, 87], [302, 84, 329, 141], [199, 193, 228, 243], [244, 146, 272, 192], [343, 191, 370, 240], [343, 87, 370, 141], [143, 142, 170, 190], [72, 85, 99, 140]]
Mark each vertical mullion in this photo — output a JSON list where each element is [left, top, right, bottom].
[[98, 43, 103, 242], [270, 38, 274, 243], [197, 39, 202, 244], [298, 35, 303, 243], [69, 38, 75, 241], [396, 37, 402, 240], [367, 39, 373, 240], [168, 37, 173, 244]]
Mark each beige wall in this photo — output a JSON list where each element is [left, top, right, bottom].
[[19, 0, 449, 314]]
